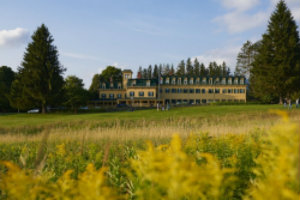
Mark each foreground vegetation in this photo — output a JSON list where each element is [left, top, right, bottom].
[[0, 105, 299, 199]]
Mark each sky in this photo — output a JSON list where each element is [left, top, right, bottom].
[[0, 0, 299, 88]]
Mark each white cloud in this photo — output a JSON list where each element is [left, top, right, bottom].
[[214, 11, 268, 34], [0, 28, 29, 47], [220, 0, 260, 11]]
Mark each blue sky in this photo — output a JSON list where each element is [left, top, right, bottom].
[[0, 0, 299, 88]]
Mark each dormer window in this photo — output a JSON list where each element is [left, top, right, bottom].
[[184, 78, 187, 85], [160, 78, 163, 84], [209, 78, 213, 85], [132, 80, 136, 86], [222, 78, 226, 85], [202, 78, 206, 84], [110, 83, 113, 88], [228, 78, 232, 85], [166, 78, 169, 84], [234, 78, 239, 84], [172, 78, 176, 85], [146, 80, 151, 86], [189, 78, 193, 85], [195, 78, 200, 84], [102, 83, 106, 89], [240, 78, 244, 84], [118, 83, 121, 89], [178, 78, 182, 85]]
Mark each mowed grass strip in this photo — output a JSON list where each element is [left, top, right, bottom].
[[0, 104, 285, 128]]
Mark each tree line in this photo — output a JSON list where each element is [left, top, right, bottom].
[[137, 59, 231, 79]]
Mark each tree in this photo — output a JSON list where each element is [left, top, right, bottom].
[[64, 76, 88, 113], [18, 24, 65, 113], [153, 65, 159, 78], [170, 64, 175, 75], [186, 58, 193, 76], [163, 64, 171, 76], [0, 66, 15, 112], [200, 63, 207, 76], [193, 58, 200, 76], [235, 41, 259, 78], [99, 66, 122, 82], [221, 62, 230, 76], [250, 1, 300, 103], [89, 74, 101, 99], [176, 60, 185, 76], [148, 65, 152, 79]]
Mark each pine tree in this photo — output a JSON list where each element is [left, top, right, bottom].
[[194, 58, 200, 76], [170, 64, 175, 75], [0, 66, 15, 111], [250, 0, 300, 103], [148, 65, 152, 79], [176, 60, 185, 76], [200, 63, 207, 76], [186, 58, 193, 76], [163, 64, 171, 76], [153, 65, 159, 78], [18, 24, 65, 113]]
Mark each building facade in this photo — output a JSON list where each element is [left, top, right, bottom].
[[97, 69, 246, 107]]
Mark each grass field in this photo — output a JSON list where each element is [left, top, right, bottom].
[[0, 104, 299, 199]]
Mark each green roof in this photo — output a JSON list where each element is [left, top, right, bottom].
[[127, 79, 158, 87]]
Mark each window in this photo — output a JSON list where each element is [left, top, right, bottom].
[[196, 99, 200, 104], [195, 78, 200, 84], [139, 91, 144, 96], [171, 99, 176, 104], [166, 78, 169, 84], [165, 88, 170, 93], [228, 89, 232, 93], [183, 89, 188, 93], [184, 79, 187, 85], [146, 80, 150, 87], [109, 94, 114, 99], [125, 74, 129, 79], [118, 84, 121, 89], [171, 88, 176, 93], [240, 89, 245, 93], [160, 89, 163, 93], [234, 89, 239, 93], [215, 89, 220, 93], [221, 78, 226, 85], [202, 78, 207, 84], [130, 91, 135, 97], [148, 91, 154, 96], [189, 99, 194, 104], [117, 94, 122, 98], [208, 89, 214, 93], [172, 79, 176, 85], [202, 99, 207, 104], [189, 79, 193, 85], [240, 78, 244, 84], [102, 84, 106, 89], [101, 94, 106, 98], [209, 79, 213, 85], [160, 78, 163, 84], [222, 89, 227, 93], [178, 78, 182, 85], [202, 89, 206, 93], [177, 88, 182, 93], [228, 78, 232, 85], [234, 78, 239, 84], [189, 89, 194, 93], [196, 89, 200, 93]]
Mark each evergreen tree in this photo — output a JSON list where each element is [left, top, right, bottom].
[[200, 63, 207, 76], [250, 0, 300, 103], [170, 64, 175, 75], [148, 65, 152, 79], [163, 64, 171, 76], [0, 66, 15, 112], [17, 24, 65, 113], [186, 58, 194, 76], [176, 60, 185, 76], [193, 58, 200, 76], [142, 68, 148, 79], [89, 74, 101, 99], [158, 64, 163, 75], [153, 65, 159, 78]]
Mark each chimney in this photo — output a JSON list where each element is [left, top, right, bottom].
[[137, 71, 142, 79]]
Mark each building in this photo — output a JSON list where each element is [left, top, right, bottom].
[[97, 69, 246, 107]]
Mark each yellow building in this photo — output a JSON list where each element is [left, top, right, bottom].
[[97, 69, 246, 107]]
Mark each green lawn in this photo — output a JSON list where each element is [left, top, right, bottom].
[[0, 104, 285, 129]]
